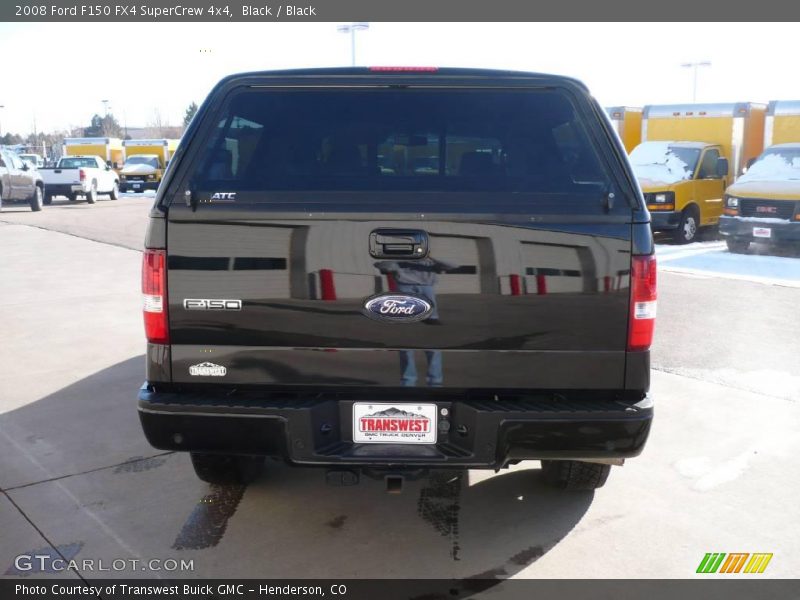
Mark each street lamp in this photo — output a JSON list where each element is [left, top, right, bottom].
[[337, 22, 369, 66], [681, 61, 711, 103]]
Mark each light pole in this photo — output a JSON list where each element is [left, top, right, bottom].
[[681, 61, 711, 103], [337, 22, 369, 66], [101, 99, 111, 116], [0, 105, 4, 140]]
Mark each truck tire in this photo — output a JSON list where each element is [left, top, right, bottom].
[[68, 193, 79, 202], [29, 185, 43, 212], [109, 181, 120, 200], [86, 181, 98, 204], [190, 453, 264, 485], [672, 206, 699, 244], [541, 460, 611, 491], [44, 191, 53, 205], [726, 239, 750, 254]]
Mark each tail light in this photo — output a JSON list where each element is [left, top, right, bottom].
[[79, 169, 86, 182], [628, 254, 657, 351], [142, 249, 169, 344]]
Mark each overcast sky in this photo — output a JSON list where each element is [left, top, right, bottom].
[[1, 22, 798, 135]]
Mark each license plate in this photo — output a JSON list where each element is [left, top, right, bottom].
[[352, 402, 437, 444], [132, 183, 141, 189], [753, 227, 772, 238]]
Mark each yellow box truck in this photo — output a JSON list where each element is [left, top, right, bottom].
[[631, 103, 765, 243], [720, 100, 800, 253], [119, 139, 179, 193], [605, 106, 642, 153], [62, 137, 124, 171]]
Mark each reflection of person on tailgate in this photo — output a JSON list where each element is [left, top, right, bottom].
[[374, 256, 457, 387]]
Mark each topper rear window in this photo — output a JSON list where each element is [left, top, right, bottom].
[[188, 88, 613, 195]]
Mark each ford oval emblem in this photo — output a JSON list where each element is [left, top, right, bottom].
[[363, 294, 433, 323]]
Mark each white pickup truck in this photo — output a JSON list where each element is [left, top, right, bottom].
[[40, 155, 119, 204]]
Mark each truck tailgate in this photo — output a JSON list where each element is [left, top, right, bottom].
[[163, 82, 634, 392]]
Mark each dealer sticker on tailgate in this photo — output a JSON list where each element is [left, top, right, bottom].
[[353, 403, 437, 444]]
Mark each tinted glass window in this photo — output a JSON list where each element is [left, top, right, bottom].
[[60, 157, 98, 168], [698, 149, 720, 179], [190, 89, 612, 195], [9, 154, 24, 169]]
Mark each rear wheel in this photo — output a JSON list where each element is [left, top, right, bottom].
[[43, 191, 53, 205], [541, 460, 611, 491], [726, 239, 750, 254], [190, 453, 264, 485], [68, 193, 79, 202], [109, 181, 119, 200], [29, 185, 43, 212], [86, 182, 97, 204], [672, 207, 699, 244]]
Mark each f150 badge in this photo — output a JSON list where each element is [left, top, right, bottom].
[[363, 294, 433, 323], [184, 299, 242, 310], [189, 362, 227, 377]]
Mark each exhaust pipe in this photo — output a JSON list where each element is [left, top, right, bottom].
[[385, 474, 404, 494]]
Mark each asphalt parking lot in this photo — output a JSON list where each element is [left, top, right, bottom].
[[1, 195, 799, 580]]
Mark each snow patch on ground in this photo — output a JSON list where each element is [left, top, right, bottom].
[[657, 242, 800, 287], [674, 431, 800, 491], [662, 367, 800, 402], [674, 454, 753, 492]]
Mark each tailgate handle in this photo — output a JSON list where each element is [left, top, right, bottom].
[[369, 229, 428, 259]]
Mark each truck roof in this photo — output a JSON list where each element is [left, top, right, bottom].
[[123, 139, 170, 146], [208, 66, 590, 92], [640, 140, 714, 150], [64, 138, 122, 145], [767, 100, 800, 116], [643, 102, 765, 118], [605, 106, 642, 114], [667, 141, 715, 149]]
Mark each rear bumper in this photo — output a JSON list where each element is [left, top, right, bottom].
[[649, 211, 681, 230], [719, 216, 800, 242], [138, 385, 653, 469]]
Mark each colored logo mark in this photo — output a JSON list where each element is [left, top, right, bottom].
[[696, 553, 773, 574]]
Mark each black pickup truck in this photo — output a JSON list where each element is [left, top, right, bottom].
[[138, 68, 656, 492]]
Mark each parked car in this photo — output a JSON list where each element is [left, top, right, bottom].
[[721, 143, 800, 252], [633, 103, 766, 243], [0, 148, 45, 211], [39, 155, 120, 204], [120, 138, 179, 192], [138, 67, 656, 492]]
